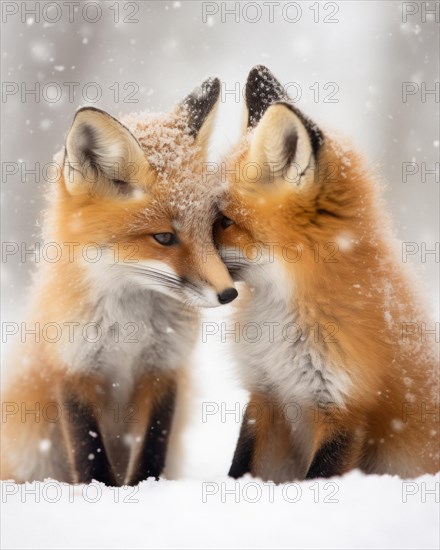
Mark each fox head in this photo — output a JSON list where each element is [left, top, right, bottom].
[[55, 78, 237, 308], [214, 65, 377, 286]]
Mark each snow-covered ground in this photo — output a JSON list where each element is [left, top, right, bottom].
[[2, 471, 439, 550]]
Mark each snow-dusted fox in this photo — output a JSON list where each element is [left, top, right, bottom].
[[214, 66, 439, 481], [1, 77, 238, 485]]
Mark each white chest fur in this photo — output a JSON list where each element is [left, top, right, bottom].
[[59, 286, 197, 400], [234, 262, 351, 408]]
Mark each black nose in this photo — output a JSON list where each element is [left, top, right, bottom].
[[217, 287, 238, 304]]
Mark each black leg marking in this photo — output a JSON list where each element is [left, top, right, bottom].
[[66, 396, 117, 486], [228, 410, 256, 479], [127, 385, 176, 485], [306, 432, 353, 479]]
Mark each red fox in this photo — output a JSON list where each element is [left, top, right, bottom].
[[213, 66, 439, 481], [1, 77, 238, 485]]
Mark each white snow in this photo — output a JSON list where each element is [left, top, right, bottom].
[[1, 472, 439, 549], [37, 440, 51, 453]]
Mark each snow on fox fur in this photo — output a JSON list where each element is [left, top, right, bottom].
[[1, 77, 238, 485]]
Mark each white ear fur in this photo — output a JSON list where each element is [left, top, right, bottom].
[[64, 107, 145, 195], [248, 103, 313, 186]]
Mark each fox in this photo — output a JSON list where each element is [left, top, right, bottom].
[[213, 65, 439, 482], [1, 77, 238, 486]]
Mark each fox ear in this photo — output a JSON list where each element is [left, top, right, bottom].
[[181, 77, 220, 150], [244, 65, 287, 129], [248, 102, 322, 186], [244, 65, 323, 162], [64, 107, 146, 196]]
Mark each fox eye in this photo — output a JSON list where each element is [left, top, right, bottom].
[[220, 216, 234, 229], [152, 233, 178, 246]]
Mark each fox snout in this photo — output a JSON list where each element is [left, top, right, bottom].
[[191, 245, 238, 306]]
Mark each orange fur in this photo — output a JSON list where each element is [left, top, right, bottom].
[[1, 79, 236, 484], [216, 69, 439, 479]]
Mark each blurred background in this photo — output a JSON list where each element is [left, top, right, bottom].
[[1, 0, 439, 478]]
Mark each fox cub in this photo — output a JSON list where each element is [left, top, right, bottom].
[[214, 66, 439, 481], [2, 78, 237, 485]]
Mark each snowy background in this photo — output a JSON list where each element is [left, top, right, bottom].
[[1, 1, 439, 549]]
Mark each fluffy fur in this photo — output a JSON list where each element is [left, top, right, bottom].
[[215, 66, 439, 481], [1, 77, 237, 485]]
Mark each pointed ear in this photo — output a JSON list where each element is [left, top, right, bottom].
[[248, 102, 322, 186], [244, 65, 323, 156], [64, 107, 147, 196], [244, 65, 287, 129], [181, 77, 220, 150]]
